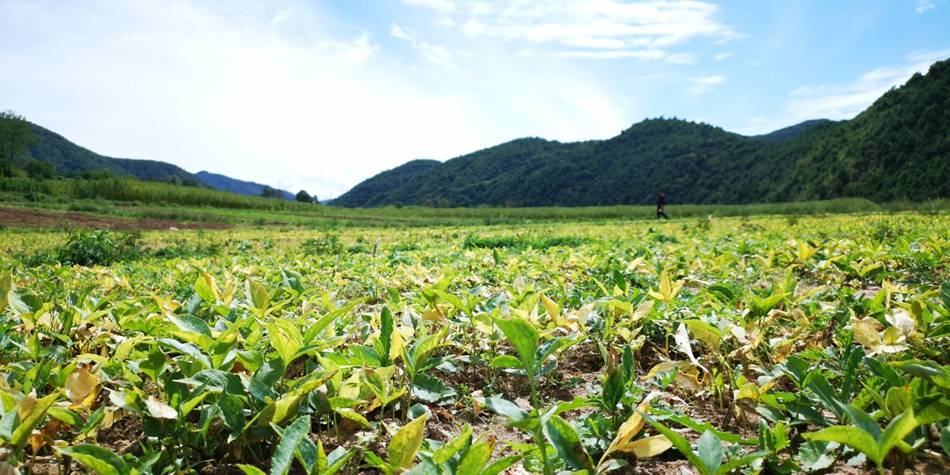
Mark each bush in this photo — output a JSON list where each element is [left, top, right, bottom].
[[302, 234, 343, 256], [462, 233, 589, 250], [55, 230, 142, 266]]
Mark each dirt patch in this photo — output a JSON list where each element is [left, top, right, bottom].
[[0, 206, 229, 230]]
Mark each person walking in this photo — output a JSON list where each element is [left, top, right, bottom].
[[656, 191, 669, 219]]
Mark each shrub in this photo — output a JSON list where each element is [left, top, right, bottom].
[[302, 234, 343, 255], [56, 229, 142, 266]]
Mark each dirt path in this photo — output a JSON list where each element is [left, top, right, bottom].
[[0, 206, 230, 230]]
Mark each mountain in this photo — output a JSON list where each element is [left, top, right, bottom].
[[751, 119, 835, 143], [194, 171, 294, 200], [23, 124, 196, 182], [336, 58, 949, 207], [19, 123, 293, 199], [327, 159, 440, 207]]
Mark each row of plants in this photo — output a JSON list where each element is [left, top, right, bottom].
[[0, 213, 947, 473]]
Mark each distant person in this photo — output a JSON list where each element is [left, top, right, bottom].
[[656, 192, 669, 219]]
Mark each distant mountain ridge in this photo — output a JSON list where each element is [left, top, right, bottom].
[[20, 124, 294, 199], [194, 171, 294, 200], [336, 58, 949, 206]]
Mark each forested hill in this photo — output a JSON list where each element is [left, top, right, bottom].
[[24, 124, 196, 182], [195, 171, 294, 200], [20, 123, 294, 198], [336, 58, 949, 207]]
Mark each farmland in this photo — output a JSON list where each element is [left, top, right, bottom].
[[0, 212, 948, 474]]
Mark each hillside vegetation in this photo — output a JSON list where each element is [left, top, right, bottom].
[[336, 59, 949, 207]]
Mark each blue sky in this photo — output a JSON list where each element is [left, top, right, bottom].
[[1, 0, 948, 198]]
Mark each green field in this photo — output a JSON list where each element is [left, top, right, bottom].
[[2, 176, 949, 228], [1, 212, 948, 474]]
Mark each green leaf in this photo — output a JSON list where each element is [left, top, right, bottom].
[[237, 465, 267, 475], [167, 313, 213, 348], [490, 355, 523, 370], [217, 393, 245, 431], [543, 414, 594, 471], [803, 426, 880, 465], [807, 373, 845, 420], [58, 444, 130, 475], [457, 439, 494, 475], [494, 316, 539, 374], [940, 280, 950, 310], [12, 391, 59, 448], [843, 405, 881, 442], [388, 413, 429, 470], [878, 408, 918, 462], [798, 440, 837, 472], [697, 430, 723, 475], [194, 273, 218, 303], [334, 408, 371, 428], [247, 279, 271, 311], [643, 414, 710, 475], [409, 326, 448, 365], [602, 364, 624, 410], [325, 446, 355, 474], [158, 338, 211, 369], [432, 425, 472, 465], [271, 415, 311, 475], [475, 395, 530, 425], [47, 407, 83, 426], [716, 450, 769, 474], [411, 373, 456, 403], [940, 425, 950, 457], [268, 319, 304, 366], [377, 306, 395, 367]]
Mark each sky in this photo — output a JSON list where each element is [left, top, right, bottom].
[[1, 1, 948, 199]]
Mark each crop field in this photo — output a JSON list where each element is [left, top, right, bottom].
[[0, 213, 948, 474]]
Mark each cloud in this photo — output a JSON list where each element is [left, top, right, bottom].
[[784, 48, 950, 121], [735, 48, 950, 134], [0, 0, 639, 199], [390, 23, 455, 67], [403, 0, 455, 13], [665, 52, 697, 64], [915, 0, 936, 13], [713, 52, 732, 61], [548, 49, 694, 63], [411, 0, 740, 61], [688, 75, 725, 95]]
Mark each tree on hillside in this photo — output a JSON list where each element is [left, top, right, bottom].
[[23, 159, 54, 179], [261, 185, 283, 199], [0, 110, 36, 177], [295, 190, 316, 203]]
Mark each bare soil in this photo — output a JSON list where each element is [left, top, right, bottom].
[[0, 206, 229, 230]]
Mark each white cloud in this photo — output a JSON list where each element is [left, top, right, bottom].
[[688, 75, 725, 95], [413, 0, 739, 61], [915, 0, 936, 13], [403, 0, 456, 13], [551, 49, 665, 60], [390, 23, 455, 67], [0, 0, 638, 199], [713, 52, 732, 61], [736, 48, 950, 134], [665, 52, 697, 64], [784, 48, 950, 121]]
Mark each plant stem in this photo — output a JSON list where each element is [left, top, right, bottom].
[[529, 377, 552, 475]]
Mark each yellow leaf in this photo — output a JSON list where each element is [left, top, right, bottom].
[[632, 300, 654, 321], [602, 398, 651, 458], [65, 365, 99, 408], [852, 317, 882, 350], [619, 434, 673, 458], [736, 382, 760, 401], [540, 293, 560, 322]]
